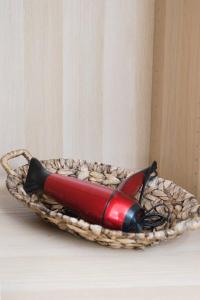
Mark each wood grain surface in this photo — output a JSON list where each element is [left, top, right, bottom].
[[24, 0, 63, 159], [0, 0, 154, 174], [1, 188, 200, 299], [150, 0, 200, 197], [101, 0, 154, 169], [0, 0, 25, 179], [63, 0, 154, 169]]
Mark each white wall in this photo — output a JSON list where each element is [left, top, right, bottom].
[[0, 0, 154, 179]]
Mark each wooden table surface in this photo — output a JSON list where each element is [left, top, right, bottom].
[[1, 188, 200, 300]]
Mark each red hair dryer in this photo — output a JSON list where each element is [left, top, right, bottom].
[[24, 159, 167, 232]]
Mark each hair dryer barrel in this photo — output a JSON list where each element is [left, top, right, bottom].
[[44, 174, 143, 231], [44, 173, 112, 225]]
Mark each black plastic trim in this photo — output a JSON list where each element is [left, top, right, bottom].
[[122, 204, 145, 233]]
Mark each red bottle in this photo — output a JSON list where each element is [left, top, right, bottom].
[[24, 158, 158, 232]]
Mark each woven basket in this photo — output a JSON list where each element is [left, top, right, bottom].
[[1, 149, 200, 249]]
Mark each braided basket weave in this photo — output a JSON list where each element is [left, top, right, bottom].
[[1, 149, 200, 249]]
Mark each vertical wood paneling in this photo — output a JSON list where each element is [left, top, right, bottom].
[[0, 0, 24, 177], [63, 0, 155, 168], [63, 0, 104, 162], [150, 0, 200, 196], [24, 0, 63, 159], [102, 0, 155, 169], [0, 0, 155, 180]]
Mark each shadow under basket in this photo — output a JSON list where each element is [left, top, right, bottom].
[[1, 149, 200, 249]]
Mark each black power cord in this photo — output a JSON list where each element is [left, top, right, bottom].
[[142, 203, 170, 230], [139, 161, 170, 230]]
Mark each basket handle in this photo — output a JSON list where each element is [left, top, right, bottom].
[[1, 149, 32, 176]]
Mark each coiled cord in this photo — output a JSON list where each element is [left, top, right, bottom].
[[141, 203, 170, 230], [139, 161, 170, 230]]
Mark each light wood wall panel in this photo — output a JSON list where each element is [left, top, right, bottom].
[[102, 0, 154, 169], [63, 0, 104, 162], [63, 0, 155, 169], [150, 0, 200, 196], [0, 0, 25, 178], [24, 0, 63, 159], [0, 0, 155, 180]]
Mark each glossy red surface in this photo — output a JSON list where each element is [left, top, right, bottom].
[[44, 174, 113, 224], [103, 191, 139, 230], [118, 171, 144, 197], [44, 173, 143, 230]]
